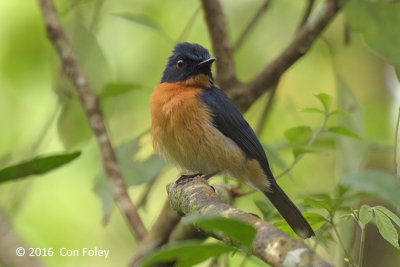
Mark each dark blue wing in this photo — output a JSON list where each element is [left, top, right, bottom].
[[201, 86, 274, 179]]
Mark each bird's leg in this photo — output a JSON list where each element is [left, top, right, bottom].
[[201, 171, 219, 180], [176, 173, 202, 185]]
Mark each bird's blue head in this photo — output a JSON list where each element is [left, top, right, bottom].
[[161, 42, 215, 83]]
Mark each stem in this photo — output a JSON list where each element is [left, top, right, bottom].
[[239, 253, 250, 267], [176, 5, 201, 43], [31, 105, 60, 152], [297, 0, 315, 31], [331, 221, 356, 267], [358, 225, 366, 267], [276, 112, 328, 179], [394, 106, 400, 177], [233, 0, 271, 52], [255, 85, 278, 136]]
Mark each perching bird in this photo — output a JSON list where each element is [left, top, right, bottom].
[[151, 42, 314, 239]]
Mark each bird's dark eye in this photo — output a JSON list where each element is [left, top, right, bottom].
[[177, 59, 185, 69]]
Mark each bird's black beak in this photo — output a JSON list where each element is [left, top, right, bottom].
[[197, 57, 216, 68]]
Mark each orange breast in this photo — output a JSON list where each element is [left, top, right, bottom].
[[150, 79, 269, 190]]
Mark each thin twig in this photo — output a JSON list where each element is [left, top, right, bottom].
[[358, 225, 366, 267], [231, 0, 348, 111], [233, 0, 271, 52], [254, 86, 277, 136], [201, 0, 241, 90], [276, 111, 328, 179], [331, 221, 356, 267], [176, 5, 202, 43], [394, 106, 400, 177], [37, 0, 147, 240], [297, 0, 315, 31]]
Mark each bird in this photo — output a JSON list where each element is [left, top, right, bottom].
[[150, 42, 315, 239]]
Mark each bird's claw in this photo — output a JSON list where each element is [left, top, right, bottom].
[[176, 173, 202, 185]]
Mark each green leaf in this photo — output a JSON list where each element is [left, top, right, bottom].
[[284, 126, 313, 144], [68, 21, 110, 93], [375, 209, 400, 249], [184, 215, 257, 249], [303, 197, 332, 212], [327, 126, 362, 140], [274, 212, 326, 237], [328, 109, 351, 117], [263, 145, 290, 174], [254, 200, 280, 221], [374, 206, 400, 228], [359, 205, 373, 226], [112, 13, 173, 42], [140, 241, 234, 267], [94, 135, 166, 223], [58, 99, 93, 149], [113, 13, 161, 31], [344, 0, 400, 69], [0, 151, 81, 184], [292, 148, 320, 159], [99, 83, 142, 98], [303, 194, 346, 218], [314, 93, 331, 111], [341, 171, 400, 208], [302, 108, 324, 114]]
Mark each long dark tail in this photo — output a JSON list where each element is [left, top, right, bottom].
[[264, 180, 315, 239]]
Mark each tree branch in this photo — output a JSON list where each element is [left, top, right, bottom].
[[37, 0, 147, 240], [233, 0, 271, 52], [201, 0, 241, 90], [130, 183, 235, 266], [130, 200, 180, 266], [230, 0, 347, 111], [167, 177, 333, 267]]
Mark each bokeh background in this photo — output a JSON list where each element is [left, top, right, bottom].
[[0, 0, 399, 266]]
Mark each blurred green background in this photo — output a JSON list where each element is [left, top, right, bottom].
[[0, 0, 399, 266]]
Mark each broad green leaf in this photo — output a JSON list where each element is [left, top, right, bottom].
[[302, 108, 324, 114], [314, 93, 331, 111], [328, 109, 351, 117], [112, 13, 161, 31], [263, 145, 289, 174], [327, 126, 362, 140], [303, 194, 346, 218], [58, 99, 93, 149], [68, 21, 110, 93], [374, 206, 400, 228], [359, 205, 373, 226], [254, 200, 280, 221], [112, 13, 173, 42], [341, 171, 400, 208], [94, 135, 166, 222], [99, 83, 142, 98], [140, 241, 234, 267], [292, 148, 320, 159], [344, 0, 400, 68], [0, 151, 81, 184], [303, 197, 332, 212], [274, 212, 326, 237], [284, 126, 313, 144], [184, 215, 257, 249], [375, 209, 399, 249]]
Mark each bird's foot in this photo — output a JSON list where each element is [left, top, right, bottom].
[[176, 173, 202, 185]]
